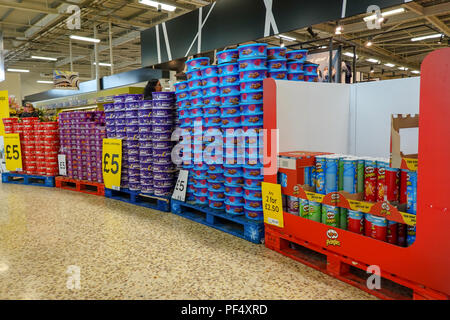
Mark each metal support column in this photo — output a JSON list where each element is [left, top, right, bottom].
[[109, 21, 114, 75], [93, 24, 100, 92], [69, 38, 73, 72]]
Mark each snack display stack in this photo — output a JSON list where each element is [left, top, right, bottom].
[[138, 100, 153, 193], [58, 111, 105, 183], [186, 57, 210, 206], [151, 91, 177, 197], [124, 94, 144, 192], [238, 43, 267, 221], [175, 81, 195, 201]]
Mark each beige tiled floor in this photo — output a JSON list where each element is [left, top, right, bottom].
[[0, 183, 375, 300]]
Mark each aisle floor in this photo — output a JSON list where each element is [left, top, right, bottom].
[[0, 183, 375, 300]]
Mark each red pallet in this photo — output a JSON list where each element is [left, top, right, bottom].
[[262, 48, 450, 300], [265, 226, 448, 300], [55, 176, 105, 196]]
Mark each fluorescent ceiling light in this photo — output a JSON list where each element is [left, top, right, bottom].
[[93, 62, 112, 67], [31, 55, 57, 61], [411, 33, 443, 42], [363, 8, 405, 22], [275, 34, 296, 41], [7, 68, 29, 73], [366, 58, 380, 63], [384, 63, 395, 67], [343, 52, 357, 58], [411, 70, 420, 74], [365, 40, 373, 47], [70, 35, 100, 43], [138, 0, 176, 12], [280, 43, 285, 48], [37, 80, 53, 84], [335, 26, 343, 35], [398, 66, 408, 71]]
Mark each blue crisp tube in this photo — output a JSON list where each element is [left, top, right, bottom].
[[315, 156, 327, 194], [325, 156, 339, 194]]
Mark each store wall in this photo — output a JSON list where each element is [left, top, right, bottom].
[[0, 72, 22, 102], [350, 77, 420, 158], [21, 72, 53, 101]]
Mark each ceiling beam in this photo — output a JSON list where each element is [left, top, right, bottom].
[[403, 1, 450, 37], [0, 0, 61, 14]]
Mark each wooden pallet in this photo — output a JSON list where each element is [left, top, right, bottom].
[[105, 188, 171, 212], [55, 176, 105, 196], [265, 227, 449, 300], [1, 172, 55, 188], [171, 200, 265, 244]]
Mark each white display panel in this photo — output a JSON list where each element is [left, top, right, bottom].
[[276, 80, 351, 154], [351, 77, 420, 158], [274, 77, 420, 158]]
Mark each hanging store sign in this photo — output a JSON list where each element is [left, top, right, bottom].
[[53, 70, 80, 90], [141, 0, 405, 67]]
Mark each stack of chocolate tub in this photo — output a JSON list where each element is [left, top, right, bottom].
[[138, 100, 153, 193], [111, 95, 130, 189], [151, 91, 177, 197], [124, 94, 143, 192]]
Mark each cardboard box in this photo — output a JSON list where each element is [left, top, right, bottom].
[[278, 151, 331, 197], [390, 114, 418, 171]]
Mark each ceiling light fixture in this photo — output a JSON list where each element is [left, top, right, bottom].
[[365, 40, 373, 47], [411, 33, 443, 42], [398, 66, 408, 71], [7, 68, 30, 73], [275, 34, 296, 42], [31, 55, 57, 61], [343, 52, 358, 58], [366, 58, 380, 63], [363, 8, 405, 22], [335, 25, 343, 35], [37, 80, 53, 84], [411, 70, 420, 74], [138, 0, 176, 12], [93, 62, 112, 67], [70, 35, 100, 43], [280, 43, 285, 48], [384, 63, 395, 67]]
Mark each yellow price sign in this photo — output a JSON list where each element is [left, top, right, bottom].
[[4, 133, 23, 172], [102, 138, 122, 190], [348, 200, 373, 213], [404, 158, 418, 171], [262, 182, 284, 228], [306, 191, 324, 203]]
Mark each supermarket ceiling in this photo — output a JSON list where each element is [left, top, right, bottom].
[[1, 0, 449, 80]]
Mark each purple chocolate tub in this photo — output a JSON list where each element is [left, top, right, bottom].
[[152, 124, 173, 133], [153, 147, 172, 158], [153, 99, 175, 109], [152, 91, 175, 100], [138, 108, 152, 118], [153, 132, 173, 140], [152, 116, 174, 125], [153, 163, 175, 172]]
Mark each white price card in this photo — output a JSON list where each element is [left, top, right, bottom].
[[172, 170, 189, 202], [58, 154, 67, 176]]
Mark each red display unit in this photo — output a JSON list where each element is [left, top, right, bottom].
[[262, 48, 450, 300]]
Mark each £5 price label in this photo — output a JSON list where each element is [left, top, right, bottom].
[[4, 133, 23, 172], [261, 182, 284, 228], [102, 138, 122, 190], [172, 170, 189, 202]]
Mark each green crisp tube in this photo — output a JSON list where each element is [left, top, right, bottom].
[[321, 204, 340, 227], [338, 156, 344, 191], [357, 157, 365, 193], [308, 201, 321, 222], [299, 198, 309, 219], [339, 207, 348, 230]]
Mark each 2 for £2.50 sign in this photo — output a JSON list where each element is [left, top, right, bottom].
[[102, 138, 122, 190], [261, 182, 284, 228], [4, 133, 23, 172]]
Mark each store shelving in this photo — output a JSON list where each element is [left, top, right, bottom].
[[262, 48, 450, 300]]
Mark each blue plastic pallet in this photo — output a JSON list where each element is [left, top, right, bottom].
[[104, 188, 171, 212], [171, 200, 265, 244], [1, 172, 55, 188]]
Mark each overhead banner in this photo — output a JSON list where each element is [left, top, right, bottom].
[[53, 70, 80, 90], [141, 0, 405, 67]]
